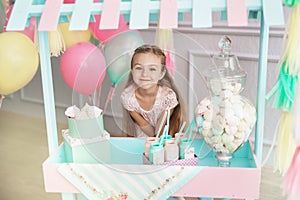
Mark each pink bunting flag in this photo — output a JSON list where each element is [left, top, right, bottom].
[[227, 0, 248, 26], [99, 0, 121, 29], [159, 0, 178, 28], [38, 0, 63, 31]]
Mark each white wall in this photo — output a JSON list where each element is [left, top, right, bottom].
[[1, 15, 287, 166]]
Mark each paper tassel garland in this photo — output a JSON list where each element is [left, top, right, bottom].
[[282, 147, 300, 199], [273, 112, 296, 175], [282, 57, 300, 198], [48, 26, 66, 57], [266, 4, 300, 112], [292, 73, 300, 145], [155, 28, 176, 76]]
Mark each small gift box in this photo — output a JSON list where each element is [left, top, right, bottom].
[[65, 104, 104, 139], [62, 129, 111, 164]]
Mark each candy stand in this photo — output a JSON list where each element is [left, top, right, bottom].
[[5, 0, 285, 199]]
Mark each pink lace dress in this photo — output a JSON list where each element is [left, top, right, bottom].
[[121, 84, 178, 137]]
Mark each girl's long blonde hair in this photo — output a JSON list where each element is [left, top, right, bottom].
[[122, 44, 187, 137]]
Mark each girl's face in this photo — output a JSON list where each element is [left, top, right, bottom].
[[131, 53, 165, 89]]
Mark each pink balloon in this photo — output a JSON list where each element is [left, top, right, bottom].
[[89, 14, 129, 43], [60, 42, 106, 95], [4, 5, 35, 41]]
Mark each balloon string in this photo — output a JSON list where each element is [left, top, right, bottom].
[[88, 95, 94, 105], [96, 85, 102, 107], [103, 86, 116, 115]]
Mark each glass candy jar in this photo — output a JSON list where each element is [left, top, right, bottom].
[[195, 36, 256, 167]]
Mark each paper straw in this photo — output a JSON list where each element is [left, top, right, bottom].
[[167, 109, 170, 126], [159, 125, 168, 146], [166, 109, 171, 136], [175, 121, 186, 144], [156, 111, 167, 140], [178, 121, 186, 134]]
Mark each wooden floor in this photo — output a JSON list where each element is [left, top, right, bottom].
[[0, 110, 286, 200]]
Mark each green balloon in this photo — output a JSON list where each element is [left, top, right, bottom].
[[104, 31, 144, 85]]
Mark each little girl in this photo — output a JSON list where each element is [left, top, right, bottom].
[[121, 44, 187, 137]]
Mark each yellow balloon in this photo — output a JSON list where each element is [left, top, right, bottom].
[[0, 32, 39, 95], [59, 23, 92, 48]]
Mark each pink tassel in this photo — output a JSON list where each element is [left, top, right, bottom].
[[166, 51, 176, 76], [282, 147, 300, 197]]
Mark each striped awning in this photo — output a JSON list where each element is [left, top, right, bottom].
[[6, 0, 285, 32]]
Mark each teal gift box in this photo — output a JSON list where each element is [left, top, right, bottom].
[[62, 129, 110, 164], [67, 114, 104, 139]]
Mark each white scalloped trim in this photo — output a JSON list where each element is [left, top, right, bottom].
[[62, 129, 110, 147]]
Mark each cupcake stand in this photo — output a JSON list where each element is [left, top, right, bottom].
[[6, 0, 285, 199]]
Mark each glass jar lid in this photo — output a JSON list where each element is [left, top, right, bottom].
[[204, 36, 247, 95], [210, 36, 246, 79]]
